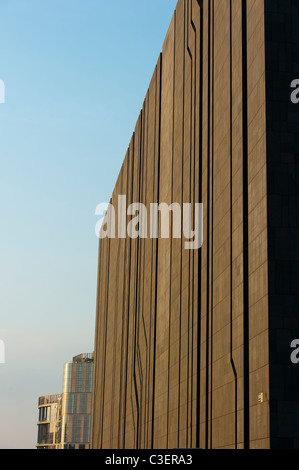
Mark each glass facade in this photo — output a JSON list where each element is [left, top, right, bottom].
[[38, 405, 59, 423], [60, 354, 93, 449], [62, 363, 73, 393], [36, 354, 93, 449], [36, 395, 62, 448]]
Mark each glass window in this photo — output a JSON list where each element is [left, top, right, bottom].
[[64, 393, 77, 414], [83, 415, 91, 443], [75, 364, 84, 393], [79, 394, 87, 414], [85, 364, 93, 393]]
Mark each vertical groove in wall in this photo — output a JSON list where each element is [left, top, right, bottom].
[[242, 0, 250, 450], [100, 215, 111, 448], [196, 0, 203, 449], [147, 61, 159, 449], [230, 0, 238, 450], [205, 0, 209, 448], [178, 0, 186, 448], [110, 188, 122, 447], [151, 54, 162, 449], [118, 166, 126, 449], [190, 0, 197, 448], [131, 119, 141, 448], [210, 0, 215, 449], [187, 0, 191, 447], [139, 107, 145, 447], [166, 9, 176, 449], [123, 135, 135, 448], [146, 77, 154, 449], [133, 112, 143, 449], [142, 93, 149, 450], [120, 152, 130, 449], [205, 0, 211, 449]]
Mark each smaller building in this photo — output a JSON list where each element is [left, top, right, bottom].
[[60, 353, 94, 449], [37, 353, 94, 449], [36, 394, 62, 449]]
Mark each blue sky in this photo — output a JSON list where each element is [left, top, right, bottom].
[[0, 0, 177, 449]]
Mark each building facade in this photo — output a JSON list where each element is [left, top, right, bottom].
[[60, 353, 94, 449], [91, 0, 299, 449], [37, 353, 94, 449], [36, 395, 62, 449]]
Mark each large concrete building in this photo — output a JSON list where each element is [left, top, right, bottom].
[[91, 0, 299, 449]]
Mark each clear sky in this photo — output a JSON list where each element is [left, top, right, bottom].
[[0, 0, 177, 449]]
